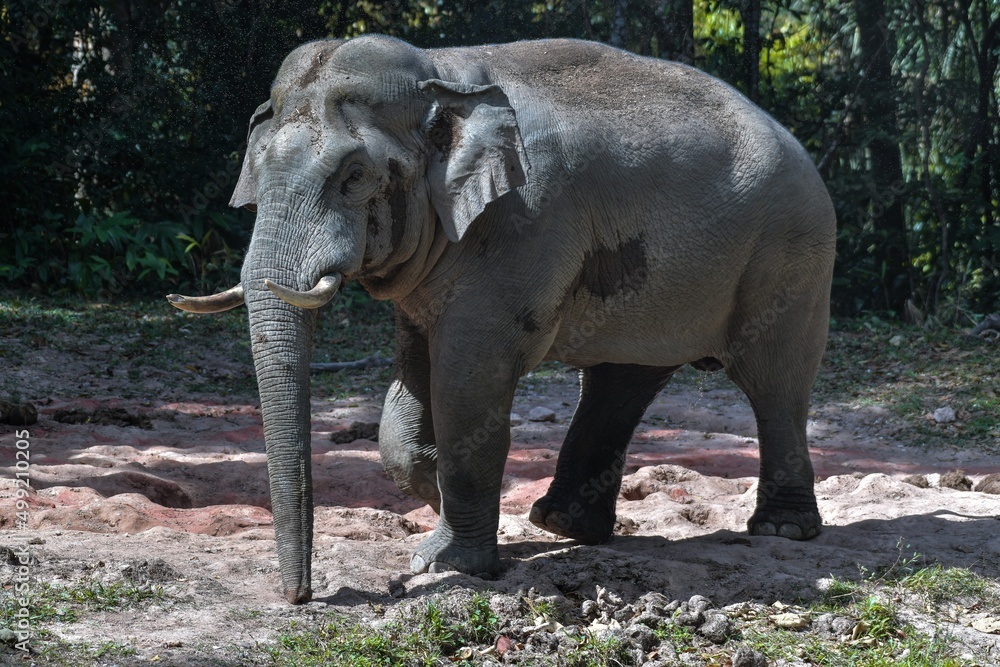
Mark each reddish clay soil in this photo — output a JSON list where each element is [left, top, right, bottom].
[[2, 369, 999, 663]]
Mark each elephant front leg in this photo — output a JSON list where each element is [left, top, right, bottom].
[[379, 310, 440, 511], [409, 356, 519, 577], [530, 363, 677, 543]]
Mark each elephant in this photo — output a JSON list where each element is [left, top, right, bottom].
[[167, 34, 836, 605]]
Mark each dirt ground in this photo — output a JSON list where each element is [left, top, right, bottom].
[[2, 338, 1000, 665]]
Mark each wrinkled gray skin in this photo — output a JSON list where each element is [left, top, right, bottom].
[[217, 35, 835, 603]]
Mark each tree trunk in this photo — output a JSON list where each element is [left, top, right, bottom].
[[853, 0, 910, 313], [654, 0, 694, 64], [741, 0, 761, 103], [610, 0, 628, 48]]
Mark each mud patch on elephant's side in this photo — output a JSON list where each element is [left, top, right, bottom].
[[576, 236, 648, 299]]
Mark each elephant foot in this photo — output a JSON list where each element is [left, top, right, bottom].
[[410, 529, 500, 578], [528, 493, 615, 544], [747, 507, 822, 540]]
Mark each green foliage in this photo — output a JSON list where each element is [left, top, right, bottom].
[[2, 0, 997, 315], [267, 593, 499, 666], [901, 564, 994, 604], [1, 579, 167, 630]]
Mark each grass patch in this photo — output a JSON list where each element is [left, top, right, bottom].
[[901, 564, 994, 604], [561, 632, 637, 667], [1, 580, 168, 627], [266, 592, 499, 666], [0, 579, 167, 666], [820, 576, 863, 608], [740, 623, 966, 667], [816, 318, 999, 450]]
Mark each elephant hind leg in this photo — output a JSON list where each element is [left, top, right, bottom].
[[379, 310, 440, 512], [530, 363, 678, 543], [723, 292, 828, 541]]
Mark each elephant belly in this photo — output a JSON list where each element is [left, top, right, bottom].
[[544, 293, 729, 368]]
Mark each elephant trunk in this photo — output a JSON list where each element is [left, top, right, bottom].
[[244, 262, 320, 605]]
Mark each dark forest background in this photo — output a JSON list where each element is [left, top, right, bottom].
[[2, 0, 998, 322]]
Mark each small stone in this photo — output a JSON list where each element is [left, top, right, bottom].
[[674, 609, 703, 627], [596, 585, 623, 609], [830, 616, 855, 635], [509, 412, 524, 426], [612, 605, 636, 623], [387, 579, 405, 598], [698, 612, 733, 644], [933, 407, 956, 423], [630, 611, 665, 630], [940, 470, 973, 491], [687, 595, 713, 614], [329, 421, 380, 443], [581, 600, 599, 619], [975, 473, 1000, 494], [901, 474, 929, 488], [731, 644, 768, 667], [528, 407, 556, 422], [636, 592, 672, 616], [625, 623, 658, 652]]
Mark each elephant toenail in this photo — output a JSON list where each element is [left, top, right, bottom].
[[755, 522, 776, 536], [410, 554, 427, 573], [778, 524, 803, 539], [528, 505, 546, 525]]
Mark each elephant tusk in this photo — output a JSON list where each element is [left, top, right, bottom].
[[265, 274, 342, 309], [166, 284, 245, 313]]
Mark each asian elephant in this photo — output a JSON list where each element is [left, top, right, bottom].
[[167, 35, 836, 605]]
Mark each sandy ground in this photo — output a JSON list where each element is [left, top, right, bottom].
[[2, 370, 1000, 664]]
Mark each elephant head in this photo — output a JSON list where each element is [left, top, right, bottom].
[[166, 35, 527, 604]]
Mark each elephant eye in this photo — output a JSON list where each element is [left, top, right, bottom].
[[341, 166, 363, 193], [340, 163, 377, 200]]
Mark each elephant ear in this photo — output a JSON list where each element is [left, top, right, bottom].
[[230, 100, 275, 212], [419, 79, 528, 242]]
